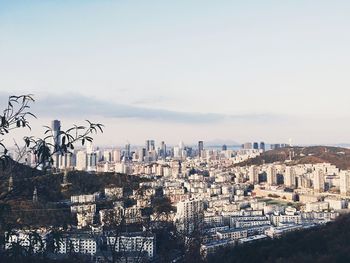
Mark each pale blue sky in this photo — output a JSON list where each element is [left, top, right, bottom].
[[0, 1, 350, 145]]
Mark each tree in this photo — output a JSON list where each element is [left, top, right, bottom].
[[0, 94, 103, 261]]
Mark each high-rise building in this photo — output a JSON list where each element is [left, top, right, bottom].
[[198, 141, 204, 158], [113, 149, 121, 163], [138, 148, 146, 162], [313, 169, 325, 193], [87, 152, 97, 171], [253, 142, 259, 150], [146, 140, 155, 152], [270, 144, 281, 150], [173, 146, 181, 159], [266, 165, 277, 185], [222, 144, 227, 151], [124, 144, 131, 159], [284, 166, 296, 188], [243, 142, 252, 150], [175, 199, 204, 233], [59, 153, 73, 169], [260, 142, 266, 151], [248, 166, 259, 184], [51, 120, 61, 145], [76, 151, 87, 171], [85, 141, 94, 154], [51, 120, 61, 168], [160, 141, 167, 159], [103, 150, 112, 162], [340, 171, 350, 196]]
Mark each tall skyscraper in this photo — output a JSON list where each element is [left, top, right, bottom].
[[125, 144, 131, 159], [146, 140, 155, 152], [198, 141, 204, 158], [51, 120, 61, 168], [253, 142, 259, 150], [138, 148, 146, 162], [160, 141, 167, 159], [222, 144, 227, 151], [51, 120, 61, 145]]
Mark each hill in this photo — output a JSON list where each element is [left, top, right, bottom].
[[0, 159, 149, 228], [237, 146, 350, 170], [209, 213, 350, 263]]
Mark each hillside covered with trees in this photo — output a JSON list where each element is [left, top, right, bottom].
[[237, 146, 350, 170], [0, 160, 149, 228]]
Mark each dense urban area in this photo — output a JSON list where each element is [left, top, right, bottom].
[[1, 119, 350, 262]]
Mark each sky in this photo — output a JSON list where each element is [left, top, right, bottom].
[[0, 0, 350, 146]]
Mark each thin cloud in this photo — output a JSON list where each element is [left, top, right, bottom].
[[0, 93, 280, 124]]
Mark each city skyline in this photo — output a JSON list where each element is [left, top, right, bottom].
[[1, 1, 350, 145], [2, 2, 350, 262]]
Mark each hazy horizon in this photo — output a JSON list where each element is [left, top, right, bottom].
[[1, 1, 350, 145]]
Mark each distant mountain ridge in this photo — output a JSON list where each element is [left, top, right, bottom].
[[236, 146, 350, 170]]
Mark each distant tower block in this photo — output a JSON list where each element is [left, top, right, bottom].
[[340, 171, 350, 196], [266, 166, 277, 185], [285, 167, 296, 188], [198, 141, 204, 158], [33, 187, 38, 203], [249, 166, 259, 184], [260, 142, 265, 152], [313, 170, 325, 193], [51, 120, 61, 169]]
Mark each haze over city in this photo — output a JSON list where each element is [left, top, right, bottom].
[[1, 1, 350, 145]]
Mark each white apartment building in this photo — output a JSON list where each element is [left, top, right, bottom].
[[5, 229, 49, 253], [107, 233, 156, 259], [340, 171, 350, 196], [175, 199, 204, 233], [216, 229, 248, 240], [266, 165, 277, 185], [284, 166, 296, 188], [59, 233, 97, 255], [75, 150, 87, 171], [313, 169, 325, 193], [71, 204, 96, 214], [71, 194, 96, 204]]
